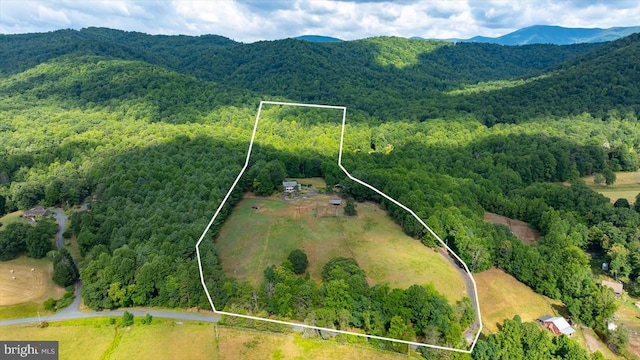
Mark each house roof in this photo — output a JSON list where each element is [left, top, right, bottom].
[[23, 206, 48, 217], [543, 316, 575, 335], [282, 181, 298, 187], [601, 280, 623, 294]]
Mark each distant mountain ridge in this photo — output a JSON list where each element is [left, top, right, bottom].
[[454, 25, 640, 45], [295, 35, 342, 43]]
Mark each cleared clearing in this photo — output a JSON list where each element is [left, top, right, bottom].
[[584, 171, 640, 204], [0, 256, 65, 319], [216, 195, 467, 303], [475, 268, 561, 333], [484, 212, 540, 245]]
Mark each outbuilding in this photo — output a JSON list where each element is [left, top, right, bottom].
[[539, 315, 575, 336], [601, 279, 624, 296]]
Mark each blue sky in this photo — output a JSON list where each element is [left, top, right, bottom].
[[1, 0, 639, 42]]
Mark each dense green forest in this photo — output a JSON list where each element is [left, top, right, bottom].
[[1, 28, 639, 358]]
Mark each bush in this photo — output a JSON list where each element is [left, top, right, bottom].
[[44, 298, 56, 311], [287, 249, 309, 275]]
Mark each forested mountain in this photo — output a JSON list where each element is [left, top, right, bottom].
[[1, 28, 639, 358]]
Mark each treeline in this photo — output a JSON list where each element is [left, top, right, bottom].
[[0, 220, 56, 260], [224, 254, 473, 349]]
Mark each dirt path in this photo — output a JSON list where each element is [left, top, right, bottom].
[[582, 328, 599, 353]]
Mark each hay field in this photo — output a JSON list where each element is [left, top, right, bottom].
[[584, 171, 640, 204], [0, 320, 412, 360], [0, 256, 65, 319], [474, 268, 561, 333], [216, 195, 467, 302]]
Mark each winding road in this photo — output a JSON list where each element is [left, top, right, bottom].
[[437, 247, 481, 343]]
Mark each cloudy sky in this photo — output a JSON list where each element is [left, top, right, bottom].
[[1, 0, 639, 42]]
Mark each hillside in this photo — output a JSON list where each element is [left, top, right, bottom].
[[1, 28, 639, 358], [0, 27, 606, 123], [448, 32, 640, 124]]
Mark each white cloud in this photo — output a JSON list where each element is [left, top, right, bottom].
[[0, 0, 638, 41]]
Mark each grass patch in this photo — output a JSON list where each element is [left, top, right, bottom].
[[475, 268, 561, 333], [291, 177, 327, 189], [216, 195, 467, 302], [615, 296, 640, 359], [0, 256, 66, 319], [583, 171, 640, 204], [0, 321, 412, 360], [0, 211, 27, 229], [445, 75, 549, 96], [0, 323, 115, 360]]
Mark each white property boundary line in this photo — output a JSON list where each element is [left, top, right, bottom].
[[195, 100, 482, 353]]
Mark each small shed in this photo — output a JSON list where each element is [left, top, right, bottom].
[[601, 280, 624, 296], [329, 199, 342, 206], [539, 315, 576, 336]]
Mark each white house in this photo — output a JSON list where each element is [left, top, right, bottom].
[[282, 181, 300, 193]]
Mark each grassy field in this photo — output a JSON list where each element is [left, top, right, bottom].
[[583, 171, 640, 204], [216, 195, 467, 302], [483, 212, 540, 245], [0, 256, 66, 319], [0, 319, 415, 360], [475, 268, 561, 333], [475, 268, 625, 358]]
